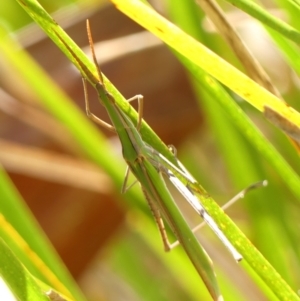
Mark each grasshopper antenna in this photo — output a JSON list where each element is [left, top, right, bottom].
[[86, 19, 104, 84]]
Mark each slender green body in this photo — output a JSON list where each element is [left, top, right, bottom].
[[55, 25, 222, 300], [97, 86, 221, 300]]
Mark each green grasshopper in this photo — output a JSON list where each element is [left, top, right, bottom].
[[83, 22, 241, 259], [55, 19, 246, 300]]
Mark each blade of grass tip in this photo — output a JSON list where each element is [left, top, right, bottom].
[[110, 0, 300, 135], [195, 0, 281, 98], [224, 0, 300, 43]]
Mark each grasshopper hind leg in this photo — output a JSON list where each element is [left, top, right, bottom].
[[140, 186, 172, 252], [120, 94, 144, 192]]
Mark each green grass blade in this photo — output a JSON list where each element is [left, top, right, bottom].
[[110, 0, 300, 142], [13, 1, 224, 299], [0, 238, 50, 301], [108, 1, 300, 300], [110, 212, 219, 300], [0, 16, 153, 217], [167, 0, 300, 298], [11, 1, 300, 298], [109, 0, 300, 206], [0, 25, 126, 182], [14, 0, 175, 165], [267, 0, 300, 31], [0, 166, 86, 301], [142, 160, 222, 300], [224, 0, 300, 43], [266, 28, 300, 76]]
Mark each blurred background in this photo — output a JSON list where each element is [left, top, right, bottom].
[[1, 0, 300, 300]]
